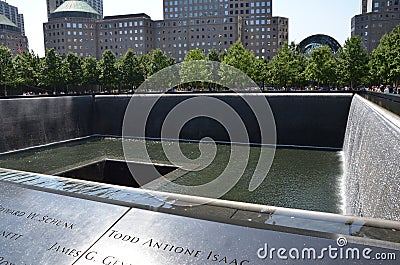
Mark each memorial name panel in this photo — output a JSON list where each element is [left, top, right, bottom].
[[0, 182, 128, 265], [75, 208, 400, 265]]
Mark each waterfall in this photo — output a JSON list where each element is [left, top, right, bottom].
[[343, 94, 400, 221]]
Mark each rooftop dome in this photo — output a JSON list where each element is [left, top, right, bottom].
[[299, 34, 341, 57], [0, 14, 20, 32], [51, 1, 101, 20]]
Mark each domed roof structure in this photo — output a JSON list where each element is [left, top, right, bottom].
[[0, 14, 20, 32], [51, 0, 101, 19], [299, 34, 341, 57]]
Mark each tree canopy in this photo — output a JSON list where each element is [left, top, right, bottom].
[[336, 36, 369, 89], [2, 26, 400, 96]]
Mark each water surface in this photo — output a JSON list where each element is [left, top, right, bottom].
[[0, 138, 343, 214]]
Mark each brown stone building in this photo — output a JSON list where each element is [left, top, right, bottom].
[[159, 0, 288, 61], [97, 14, 156, 58], [46, 0, 103, 18], [352, 0, 400, 52], [0, 14, 28, 55], [44, 0, 288, 61], [0, 0, 25, 35], [43, 1, 101, 57]]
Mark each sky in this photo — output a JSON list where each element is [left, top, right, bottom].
[[5, 0, 360, 57]]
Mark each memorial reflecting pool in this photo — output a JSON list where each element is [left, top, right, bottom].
[[0, 137, 343, 214]]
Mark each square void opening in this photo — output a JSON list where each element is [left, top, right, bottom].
[[56, 159, 178, 188]]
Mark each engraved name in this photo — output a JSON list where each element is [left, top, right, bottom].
[[105, 230, 250, 264], [37, 216, 75, 229], [0, 205, 25, 217], [142, 238, 202, 258], [27, 212, 75, 229], [107, 230, 202, 258], [206, 251, 250, 265], [0, 256, 15, 265], [47, 242, 82, 258], [0, 206, 75, 230], [84, 251, 134, 265], [0, 231, 23, 241]]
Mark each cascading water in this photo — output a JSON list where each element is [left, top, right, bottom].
[[343, 94, 400, 221]]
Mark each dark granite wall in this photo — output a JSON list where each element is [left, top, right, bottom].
[[94, 94, 353, 149], [92, 96, 131, 136], [0, 94, 354, 153], [360, 92, 400, 117], [0, 96, 94, 153], [268, 94, 353, 149]]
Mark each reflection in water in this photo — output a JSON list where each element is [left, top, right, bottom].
[[0, 137, 343, 214]]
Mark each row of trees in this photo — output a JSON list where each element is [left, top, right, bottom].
[[1, 25, 400, 95], [0, 48, 176, 95], [265, 26, 400, 89], [181, 37, 369, 90]]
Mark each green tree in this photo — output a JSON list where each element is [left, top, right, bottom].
[[118, 49, 144, 91], [185, 48, 206, 61], [180, 48, 209, 89], [252, 58, 268, 88], [369, 45, 387, 85], [218, 49, 228, 62], [369, 25, 400, 86], [304, 46, 337, 87], [40, 48, 64, 92], [267, 42, 306, 89], [336, 36, 369, 89], [222, 41, 256, 78], [82, 56, 100, 91], [207, 48, 220, 62], [64, 52, 83, 89], [141, 49, 175, 79], [99, 50, 117, 90], [13, 50, 40, 89], [207, 48, 223, 90], [0, 46, 15, 95], [289, 42, 308, 87], [221, 41, 258, 89]]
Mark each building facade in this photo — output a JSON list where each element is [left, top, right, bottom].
[[352, 0, 400, 52], [46, 0, 103, 18], [44, 0, 288, 61], [97, 14, 156, 58], [158, 0, 288, 61], [0, 14, 28, 55], [44, 1, 101, 57], [0, 0, 25, 35]]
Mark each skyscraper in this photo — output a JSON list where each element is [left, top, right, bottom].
[[158, 0, 288, 61], [44, 0, 288, 62], [46, 0, 103, 18], [361, 0, 373, 13], [44, 1, 101, 57], [352, 0, 400, 52], [0, 0, 25, 35]]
